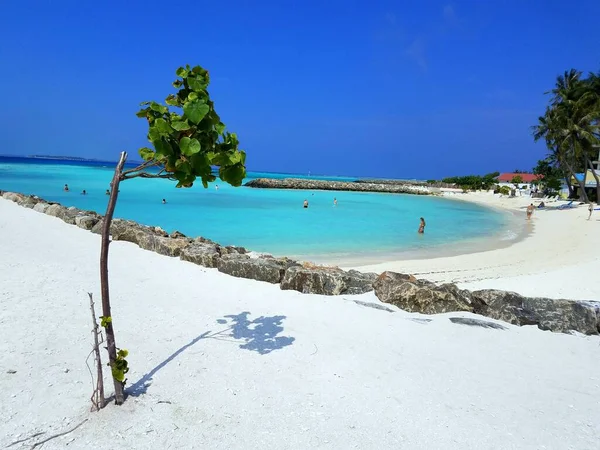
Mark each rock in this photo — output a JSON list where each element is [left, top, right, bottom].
[[45, 204, 67, 218], [373, 271, 473, 314], [154, 226, 168, 237], [33, 202, 50, 213], [218, 245, 248, 255], [75, 215, 100, 230], [245, 178, 432, 195], [180, 242, 221, 268], [449, 317, 507, 330], [2, 192, 25, 203], [280, 265, 376, 295], [471, 290, 600, 335], [92, 219, 152, 243], [138, 234, 190, 257], [217, 254, 296, 284], [170, 230, 187, 239], [18, 195, 40, 208]]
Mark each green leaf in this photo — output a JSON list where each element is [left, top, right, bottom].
[[136, 107, 151, 118], [138, 147, 155, 161], [215, 122, 225, 134], [117, 349, 129, 358], [100, 316, 112, 327], [155, 118, 173, 135], [139, 101, 151, 106], [153, 138, 173, 158], [172, 80, 183, 88], [187, 91, 198, 101], [183, 99, 210, 124], [165, 94, 181, 106], [176, 67, 188, 77], [188, 75, 207, 92], [171, 120, 191, 131], [180, 137, 201, 156], [219, 164, 246, 186], [150, 102, 168, 114]]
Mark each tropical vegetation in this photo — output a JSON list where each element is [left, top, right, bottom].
[[532, 69, 600, 202]]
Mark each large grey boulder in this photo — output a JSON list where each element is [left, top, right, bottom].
[[45, 204, 69, 220], [137, 234, 191, 257], [92, 219, 152, 243], [180, 242, 221, 268], [373, 271, 473, 314], [471, 290, 600, 335], [217, 254, 297, 284], [17, 195, 41, 208], [33, 202, 50, 213], [75, 215, 100, 230], [2, 192, 25, 203], [280, 265, 377, 295]]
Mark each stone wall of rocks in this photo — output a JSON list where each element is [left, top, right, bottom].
[[245, 178, 433, 195], [0, 191, 376, 296], [373, 272, 600, 335], [2, 190, 599, 335]]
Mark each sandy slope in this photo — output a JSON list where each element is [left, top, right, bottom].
[[354, 192, 600, 300], [0, 199, 599, 450]]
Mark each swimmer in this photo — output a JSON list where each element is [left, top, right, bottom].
[[303, 199, 308, 209], [64, 184, 69, 192], [418, 217, 425, 234]]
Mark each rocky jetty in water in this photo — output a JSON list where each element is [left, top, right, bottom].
[[244, 178, 434, 195], [2, 190, 599, 335]]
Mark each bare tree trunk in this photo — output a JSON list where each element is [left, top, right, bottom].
[[563, 158, 588, 202], [100, 151, 128, 405], [88, 293, 105, 410]]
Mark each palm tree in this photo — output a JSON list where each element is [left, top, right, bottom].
[[535, 69, 600, 202], [532, 108, 581, 199]]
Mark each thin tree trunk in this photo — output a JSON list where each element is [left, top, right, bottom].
[[88, 293, 105, 410], [100, 151, 128, 405], [563, 158, 588, 202]]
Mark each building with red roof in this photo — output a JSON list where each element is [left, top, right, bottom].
[[496, 173, 541, 184]]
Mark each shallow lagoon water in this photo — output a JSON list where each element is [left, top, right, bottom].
[[0, 156, 517, 263]]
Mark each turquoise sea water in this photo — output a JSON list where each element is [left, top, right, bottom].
[[0, 156, 517, 264]]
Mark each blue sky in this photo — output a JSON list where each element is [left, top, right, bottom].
[[0, 0, 598, 179]]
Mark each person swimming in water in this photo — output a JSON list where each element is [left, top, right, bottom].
[[333, 197, 337, 206], [162, 198, 167, 204], [81, 190, 87, 195], [303, 199, 308, 209], [105, 189, 110, 195], [64, 184, 69, 192], [418, 217, 426, 234]]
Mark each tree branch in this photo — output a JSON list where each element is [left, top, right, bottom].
[[121, 159, 162, 176], [122, 172, 175, 180]]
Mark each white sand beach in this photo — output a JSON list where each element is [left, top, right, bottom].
[[1, 197, 599, 450], [355, 191, 600, 300]]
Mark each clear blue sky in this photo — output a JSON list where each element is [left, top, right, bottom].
[[0, 0, 598, 179]]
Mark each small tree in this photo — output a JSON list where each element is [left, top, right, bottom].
[[510, 175, 523, 190], [99, 65, 246, 405]]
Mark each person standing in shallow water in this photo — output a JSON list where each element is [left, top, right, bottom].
[[418, 217, 425, 234], [303, 199, 308, 209], [333, 197, 337, 206], [526, 203, 534, 220]]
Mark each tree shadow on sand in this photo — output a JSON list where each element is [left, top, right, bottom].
[[216, 311, 295, 355], [127, 311, 294, 397]]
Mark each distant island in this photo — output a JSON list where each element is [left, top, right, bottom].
[[24, 155, 144, 165], [29, 155, 107, 162]]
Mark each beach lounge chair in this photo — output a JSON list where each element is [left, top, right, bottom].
[[558, 200, 574, 210]]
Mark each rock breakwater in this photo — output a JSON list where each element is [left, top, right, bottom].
[[244, 178, 434, 195]]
